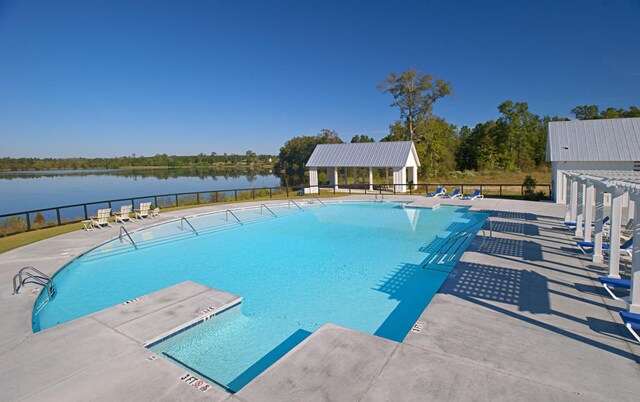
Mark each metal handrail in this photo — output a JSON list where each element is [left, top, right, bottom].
[[13, 266, 56, 300], [180, 216, 198, 235], [225, 209, 243, 225], [374, 194, 384, 202], [427, 219, 489, 265], [260, 204, 277, 217], [313, 197, 326, 206], [288, 199, 303, 211], [119, 226, 137, 249]]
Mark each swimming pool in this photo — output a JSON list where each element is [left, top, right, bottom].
[[33, 201, 486, 392]]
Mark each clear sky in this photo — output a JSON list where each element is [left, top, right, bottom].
[[1, 0, 639, 157]]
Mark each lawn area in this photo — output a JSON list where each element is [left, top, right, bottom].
[[428, 169, 551, 184]]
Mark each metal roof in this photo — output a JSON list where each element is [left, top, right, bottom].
[[306, 141, 420, 168], [546, 117, 640, 162]]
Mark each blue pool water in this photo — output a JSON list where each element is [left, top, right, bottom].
[[33, 202, 486, 392]]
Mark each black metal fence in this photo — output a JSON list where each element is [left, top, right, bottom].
[[0, 182, 551, 237]]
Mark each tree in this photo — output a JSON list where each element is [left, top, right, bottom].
[[377, 68, 452, 141], [274, 130, 343, 187], [571, 105, 600, 120], [245, 150, 257, 164], [351, 134, 375, 143]]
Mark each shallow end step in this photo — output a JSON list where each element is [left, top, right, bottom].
[[90, 280, 242, 345]]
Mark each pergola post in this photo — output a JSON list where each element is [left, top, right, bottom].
[[333, 167, 339, 191], [575, 182, 584, 237], [584, 182, 594, 242], [563, 173, 571, 222], [570, 178, 578, 223], [411, 166, 418, 189], [629, 193, 640, 314], [368, 167, 373, 191], [592, 185, 605, 263], [607, 188, 624, 279]]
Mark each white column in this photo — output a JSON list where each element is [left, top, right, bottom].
[[393, 167, 406, 193], [628, 195, 640, 314], [564, 174, 571, 222], [584, 183, 594, 242], [368, 167, 373, 191], [411, 166, 418, 190], [570, 179, 578, 223], [607, 189, 624, 279], [575, 182, 584, 237], [593, 186, 605, 263], [309, 167, 318, 194], [333, 167, 339, 190], [629, 199, 635, 221]]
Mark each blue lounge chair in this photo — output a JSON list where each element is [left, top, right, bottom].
[[427, 187, 445, 197], [443, 189, 462, 199], [462, 189, 483, 200], [564, 216, 609, 229], [577, 237, 633, 256], [598, 277, 630, 300], [619, 311, 640, 343]]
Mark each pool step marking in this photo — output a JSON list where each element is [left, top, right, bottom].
[[411, 321, 425, 333], [163, 352, 232, 393], [146, 354, 158, 362], [197, 305, 217, 316], [123, 297, 140, 305]]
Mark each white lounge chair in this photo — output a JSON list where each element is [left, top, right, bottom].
[[113, 205, 133, 224], [150, 207, 160, 218], [462, 189, 484, 200], [91, 208, 112, 229], [135, 202, 152, 220]]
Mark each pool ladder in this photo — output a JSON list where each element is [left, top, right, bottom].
[[425, 218, 492, 266], [13, 266, 56, 302]]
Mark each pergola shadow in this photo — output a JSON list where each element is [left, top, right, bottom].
[[441, 262, 639, 362]]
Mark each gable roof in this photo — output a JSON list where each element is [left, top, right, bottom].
[[546, 117, 640, 162], [306, 141, 420, 168]]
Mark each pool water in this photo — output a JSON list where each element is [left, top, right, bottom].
[[33, 202, 486, 392]]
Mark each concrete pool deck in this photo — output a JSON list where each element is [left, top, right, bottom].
[[1, 196, 639, 401]]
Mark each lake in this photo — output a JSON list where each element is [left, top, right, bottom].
[[0, 168, 282, 216]]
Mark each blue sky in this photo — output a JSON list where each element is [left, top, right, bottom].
[[1, 0, 639, 157]]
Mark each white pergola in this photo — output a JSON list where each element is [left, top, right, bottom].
[[562, 170, 639, 314]]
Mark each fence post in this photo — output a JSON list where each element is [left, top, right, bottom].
[[26, 212, 31, 231], [197, 193, 200, 204], [215, 192, 218, 203], [131, 199, 135, 209], [461, 184, 464, 194], [521, 186, 524, 198], [108, 201, 112, 209], [409, 185, 412, 195], [83, 205, 88, 220], [252, 189, 255, 199], [56, 208, 61, 225], [269, 188, 272, 198], [286, 187, 289, 197], [500, 185, 502, 197], [175, 194, 179, 207], [480, 185, 483, 196], [393, 184, 396, 195], [154, 196, 158, 208]]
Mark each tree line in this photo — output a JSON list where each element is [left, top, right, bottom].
[[0, 151, 276, 171], [275, 68, 640, 185]]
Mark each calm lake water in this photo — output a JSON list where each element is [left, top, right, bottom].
[[0, 169, 281, 215]]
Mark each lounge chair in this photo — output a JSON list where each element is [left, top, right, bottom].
[[564, 216, 609, 229], [619, 311, 640, 343], [427, 187, 445, 197], [90, 208, 112, 229], [462, 189, 483, 200], [598, 277, 630, 301], [577, 237, 633, 256], [443, 189, 462, 199], [135, 202, 152, 220], [113, 205, 133, 224], [150, 207, 160, 218]]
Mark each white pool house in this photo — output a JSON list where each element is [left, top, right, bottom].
[[305, 141, 421, 193]]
